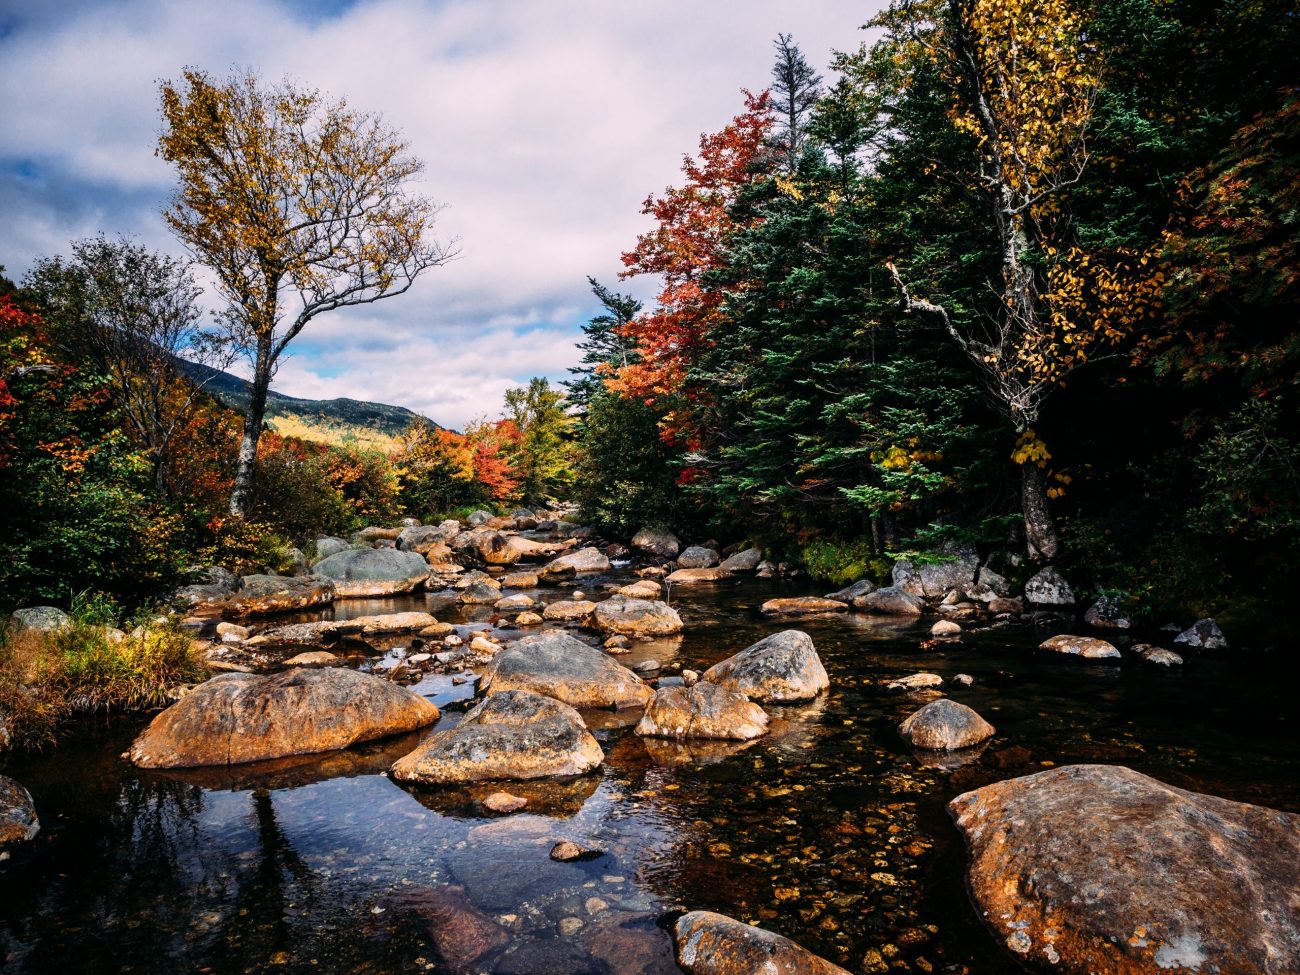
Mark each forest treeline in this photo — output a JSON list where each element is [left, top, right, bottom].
[[1, 0, 1297, 633]]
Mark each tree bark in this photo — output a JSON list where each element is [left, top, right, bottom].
[[229, 335, 274, 518], [1020, 462, 1059, 561]]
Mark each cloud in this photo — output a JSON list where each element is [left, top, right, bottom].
[[0, 0, 876, 423]]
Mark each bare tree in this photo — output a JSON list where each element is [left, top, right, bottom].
[[770, 33, 824, 174], [158, 69, 456, 516]]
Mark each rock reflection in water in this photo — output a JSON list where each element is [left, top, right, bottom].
[[396, 771, 601, 819]]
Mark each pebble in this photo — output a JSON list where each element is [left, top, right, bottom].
[[550, 841, 585, 862], [483, 792, 528, 814], [558, 917, 584, 936]]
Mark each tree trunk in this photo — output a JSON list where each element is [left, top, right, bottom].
[[1020, 462, 1059, 561], [229, 336, 274, 518]]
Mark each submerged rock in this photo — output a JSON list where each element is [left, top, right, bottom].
[[0, 775, 39, 847], [898, 699, 994, 750], [672, 911, 851, 975], [592, 596, 684, 637], [383, 884, 509, 970], [1024, 566, 1075, 605], [701, 629, 828, 704], [632, 527, 681, 558], [856, 586, 925, 616], [1038, 634, 1121, 660], [128, 668, 440, 768], [311, 548, 430, 597], [950, 764, 1300, 975], [1174, 617, 1229, 650], [759, 596, 848, 617], [636, 681, 769, 740], [486, 630, 654, 709], [390, 690, 603, 783]]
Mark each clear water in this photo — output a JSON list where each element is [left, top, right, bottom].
[[2, 570, 1297, 974]]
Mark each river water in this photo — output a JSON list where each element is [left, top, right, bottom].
[[1, 564, 1297, 974]]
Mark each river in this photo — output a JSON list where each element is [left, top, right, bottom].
[[1, 562, 1297, 974]]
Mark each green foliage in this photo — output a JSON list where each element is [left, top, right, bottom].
[[800, 538, 889, 587], [503, 377, 574, 504]]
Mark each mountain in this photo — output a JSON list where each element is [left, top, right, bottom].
[[182, 359, 435, 448]]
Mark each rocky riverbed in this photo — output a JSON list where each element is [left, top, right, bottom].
[[2, 516, 1298, 974]]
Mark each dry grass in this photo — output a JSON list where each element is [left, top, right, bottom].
[[0, 620, 208, 750]]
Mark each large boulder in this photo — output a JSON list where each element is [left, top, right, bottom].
[[701, 630, 828, 704], [672, 911, 851, 975], [458, 582, 504, 605], [127, 669, 440, 768], [313, 536, 351, 560], [893, 544, 980, 598], [390, 690, 603, 783], [676, 545, 720, 569], [1024, 566, 1075, 605], [898, 699, 995, 750], [1038, 634, 1121, 660], [719, 547, 763, 572], [466, 509, 493, 527], [171, 566, 238, 608], [856, 586, 925, 616], [950, 764, 1300, 975], [207, 575, 336, 617], [592, 596, 684, 637], [1174, 617, 1228, 650], [485, 631, 654, 709], [453, 529, 520, 566], [540, 547, 611, 578], [632, 527, 681, 558], [636, 682, 768, 741], [397, 522, 459, 554], [0, 775, 39, 847], [541, 599, 597, 623], [759, 596, 848, 617], [825, 579, 876, 602], [9, 606, 70, 632], [312, 548, 430, 597]]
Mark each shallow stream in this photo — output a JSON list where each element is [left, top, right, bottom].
[[2, 565, 1297, 974]]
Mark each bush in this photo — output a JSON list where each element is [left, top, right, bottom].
[[800, 538, 890, 587], [0, 617, 206, 750]]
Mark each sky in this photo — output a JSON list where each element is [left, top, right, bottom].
[[0, 0, 875, 429]]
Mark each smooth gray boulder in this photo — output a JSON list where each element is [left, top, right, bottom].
[[701, 630, 828, 704], [313, 536, 351, 560], [312, 548, 430, 597], [825, 579, 876, 602], [9, 606, 70, 632], [950, 765, 1300, 975], [719, 547, 763, 572], [676, 545, 720, 569], [898, 699, 995, 750], [485, 631, 653, 709], [466, 509, 493, 526], [631, 527, 681, 558], [856, 586, 925, 616], [390, 690, 603, 783]]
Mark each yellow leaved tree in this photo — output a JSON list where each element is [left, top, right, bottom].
[[884, 0, 1160, 559], [158, 69, 456, 516]]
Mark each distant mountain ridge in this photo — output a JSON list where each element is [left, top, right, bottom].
[[181, 359, 436, 441]]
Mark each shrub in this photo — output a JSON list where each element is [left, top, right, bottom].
[[800, 538, 890, 587]]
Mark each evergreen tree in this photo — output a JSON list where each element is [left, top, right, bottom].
[[769, 33, 823, 175]]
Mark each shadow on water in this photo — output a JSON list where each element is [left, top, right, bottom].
[[2, 570, 1298, 973]]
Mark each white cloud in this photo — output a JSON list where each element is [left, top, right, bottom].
[[0, 0, 877, 422]]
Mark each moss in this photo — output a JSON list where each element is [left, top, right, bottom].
[[800, 539, 891, 587]]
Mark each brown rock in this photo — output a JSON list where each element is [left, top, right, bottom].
[[495, 593, 537, 611], [515, 611, 543, 626], [592, 596, 684, 637], [636, 682, 769, 740], [1039, 634, 1121, 660], [282, 650, 339, 667], [988, 596, 1023, 614], [855, 586, 925, 616], [665, 566, 730, 584], [550, 840, 585, 861], [950, 764, 1300, 975], [542, 599, 597, 623], [128, 669, 440, 768], [483, 791, 528, 814], [759, 596, 848, 616], [898, 699, 994, 750], [501, 571, 540, 588], [701, 630, 828, 704], [0, 775, 39, 847], [385, 884, 509, 969], [201, 574, 336, 618], [486, 631, 653, 709], [672, 911, 851, 975], [390, 690, 603, 783]]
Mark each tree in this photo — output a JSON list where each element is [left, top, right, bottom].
[[24, 236, 230, 494], [878, 0, 1157, 560], [563, 278, 640, 416], [502, 378, 573, 503], [157, 69, 455, 517], [769, 34, 824, 175]]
